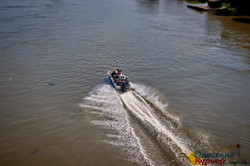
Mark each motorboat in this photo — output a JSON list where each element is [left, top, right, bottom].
[[107, 69, 131, 92]]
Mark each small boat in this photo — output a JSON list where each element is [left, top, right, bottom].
[[107, 69, 131, 92]]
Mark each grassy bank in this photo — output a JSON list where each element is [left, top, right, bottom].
[[184, 0, 207, 4]]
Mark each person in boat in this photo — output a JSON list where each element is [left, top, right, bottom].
[[112, 69, 122, 80], [111, 70, 118, 78], [117, 70, 126, 80]]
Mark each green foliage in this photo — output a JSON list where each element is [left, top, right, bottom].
[[184, 0, 207, 4], [222, 2, 230, 8], [186, 0, 250, 15], [220, 0, 250, 15], [229, 7, 237, 15]]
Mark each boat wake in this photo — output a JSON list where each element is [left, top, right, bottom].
[[79, 83, 210, 165]]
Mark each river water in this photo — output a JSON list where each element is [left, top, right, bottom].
[[0, 0, 250, 165]]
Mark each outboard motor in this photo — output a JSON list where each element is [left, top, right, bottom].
[[121, 82, 129, 92]]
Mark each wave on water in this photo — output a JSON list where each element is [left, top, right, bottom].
[[79, 83, 210, 166], [79, 84, 154, 165]]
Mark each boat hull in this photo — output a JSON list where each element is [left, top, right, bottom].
[[107, 70, 130, 92]]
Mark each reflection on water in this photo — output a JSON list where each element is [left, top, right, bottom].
[[211, 15, 250, 72], [136, 0, 159, 14], [234, 18, 250, 24]]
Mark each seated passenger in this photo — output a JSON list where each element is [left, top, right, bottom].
[[111, 70, 118, 77], [118, 72, 126, 80]]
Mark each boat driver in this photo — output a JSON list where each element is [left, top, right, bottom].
[[118, 71, 126, 80]]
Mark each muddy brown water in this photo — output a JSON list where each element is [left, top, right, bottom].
[[0, 0, 250, 165]]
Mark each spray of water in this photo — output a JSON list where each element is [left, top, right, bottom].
[[79, 83, 210, 165], [79, 84, 154, 165]]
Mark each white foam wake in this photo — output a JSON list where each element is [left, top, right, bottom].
[[131, 83, 181, 126], [79, 83, 195, 165], [79, 84, 154, 166], [120, 90, 192, 165]]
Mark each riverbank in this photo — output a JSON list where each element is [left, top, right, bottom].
[[187, 3, 250, 24], [185, 0, 250, 16]]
